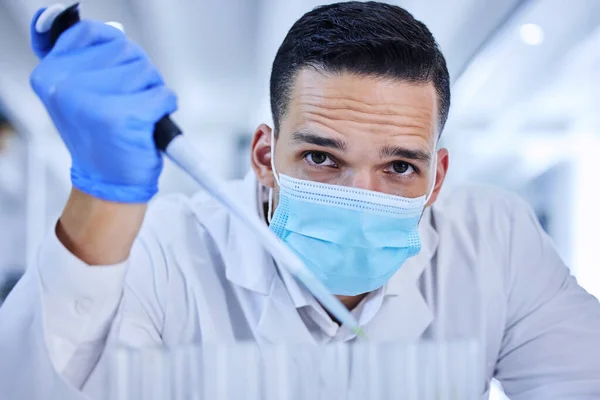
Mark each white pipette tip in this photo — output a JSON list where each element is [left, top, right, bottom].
[[355, 327, 367, 339]]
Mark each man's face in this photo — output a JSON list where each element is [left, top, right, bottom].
[[252, 68, 449, 207]]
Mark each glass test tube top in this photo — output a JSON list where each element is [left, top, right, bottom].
[[110, 340, 480, 400]]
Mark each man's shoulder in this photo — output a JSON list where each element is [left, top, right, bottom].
[[434, 183, 530, 217], [430, 183, 535, 240], [427, 185, 540, 291], [143, 178, 249, 236]]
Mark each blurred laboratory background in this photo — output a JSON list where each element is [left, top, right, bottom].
[[1, 0, 600, 336]]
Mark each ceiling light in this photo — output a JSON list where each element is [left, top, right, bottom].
[[519, 23, 544, 46]]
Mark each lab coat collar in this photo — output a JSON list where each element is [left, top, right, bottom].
[[384, 206, 439, 296], [221, 171, 276, 295], [256, 275, 316, 344], [361, 207, 437, 342]]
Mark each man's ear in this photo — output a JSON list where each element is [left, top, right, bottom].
[[250, 124, 276, 189], [425, 148, 449, 207]]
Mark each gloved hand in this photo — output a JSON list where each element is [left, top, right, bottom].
[[29, 9, 177, 203]]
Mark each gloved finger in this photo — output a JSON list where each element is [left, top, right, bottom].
[[50, 19, 125, 57], [66, 60, 164, 94], [30, 8, 53, 59], [30, 39, 151, 104], [46, 36, 145, 73], [117, 86, 178, 128]]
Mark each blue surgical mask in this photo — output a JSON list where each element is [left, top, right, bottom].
[[268, 134, 436, 296]]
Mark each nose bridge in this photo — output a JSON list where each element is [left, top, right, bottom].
[[351, 168, 377, 191]]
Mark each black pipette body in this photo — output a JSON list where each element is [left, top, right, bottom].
[[48, 3, 182, 152]]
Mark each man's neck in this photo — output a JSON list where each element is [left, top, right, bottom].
[[322, 294, 367, 326], [337, 293, 368, 311]]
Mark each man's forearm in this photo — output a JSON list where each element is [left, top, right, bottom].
[[57, 187, 147, 265]]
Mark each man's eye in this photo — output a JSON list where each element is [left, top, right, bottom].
[[391, 161, 415, 175], [306, 151, 334, 166]]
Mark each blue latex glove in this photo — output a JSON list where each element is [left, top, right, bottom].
[[29, 10, 177, 203]]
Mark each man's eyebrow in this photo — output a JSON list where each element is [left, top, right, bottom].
[[380, 146, 431, 163], [290, 130, 347, 151]]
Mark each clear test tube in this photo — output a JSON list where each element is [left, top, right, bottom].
[[466, 340, 480, 400], [384, 343, 407, 398], [437, 341, 450, 398], [201, 344, 231, 400], [217, 344, 232, 400], [366, 343, 384, 400], [337, 342, 352, 400], [261, 344, 288, 400], [313, 344, 330, 400], [170, 347, 187, 400], [128, 349, 143, 400], [201, 345, 218, 400], [140, 348, 167, 400], [112, 347, 131, 400], [261, 345, 275, 400], [303, 344, 322, 400], [449, 341, 464, 400], [404, 342, 419, 400], [348, 343, 372, 400], [189, 346, 203, 400], [244, 343, 262, 400]]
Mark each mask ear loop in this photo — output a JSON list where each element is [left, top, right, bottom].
[[267, 190, 274, 224], [424, 143, 439, 203], [267, 129, 279, 224]]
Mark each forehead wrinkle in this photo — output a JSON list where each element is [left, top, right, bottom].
[[301, 104, 434, 133], [295, 93, 433, 117], [305, 112, 431, 134], [288, 72, 439, 139], [293, 95, 435, 134]]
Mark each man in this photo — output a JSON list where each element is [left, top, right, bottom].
[[1, 2, 599, 399]]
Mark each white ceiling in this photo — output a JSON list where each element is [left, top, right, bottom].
[[444, 0, 600, 188], [0, 0, 526, 131], [2, 0, 599, 193]]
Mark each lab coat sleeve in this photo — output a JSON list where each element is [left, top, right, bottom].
[[0, 229, 128, 399], [39, 230, 129, 384], [495, 196, 600, 399], [0, 197, 180, 399]]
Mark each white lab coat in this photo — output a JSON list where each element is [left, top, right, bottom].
[[1, 171, 599, 400]]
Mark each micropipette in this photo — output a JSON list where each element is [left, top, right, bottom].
[[38, 3, 364, 337]]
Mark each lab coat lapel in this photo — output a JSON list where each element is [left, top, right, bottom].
[[221, 171, 314, 343], [221, 171, 274, 295], [255, 276, 316, 344], [366, 208, 438, 342], [365, 283, 433, 342]]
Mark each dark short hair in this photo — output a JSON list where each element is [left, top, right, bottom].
[[270, 1, 450, 136]]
